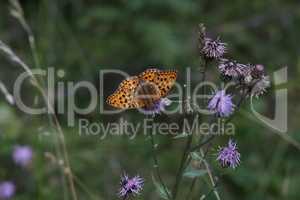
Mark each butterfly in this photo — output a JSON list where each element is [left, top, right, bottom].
[[107, 69, 177, 109]]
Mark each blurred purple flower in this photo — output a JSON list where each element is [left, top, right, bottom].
[[0, 181, 15, 199], [139, 98, 171, 115], [119, 173, 144, 198], [217, 139, 241, 169], [12, 145, 33, 167], [218, 59, 247, 78], [201, 37, 226, 59], [208, 90, 234, 117]]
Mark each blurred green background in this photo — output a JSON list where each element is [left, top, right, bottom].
[[0, 0, 300, 199]]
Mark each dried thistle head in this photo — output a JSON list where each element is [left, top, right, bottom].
[[198, 24, 227, 60]]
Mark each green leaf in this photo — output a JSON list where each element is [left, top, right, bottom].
[[190, 152, 203, 161], [173, 132, 190, 139], [152, 174, 171, 200], [183, 169, 207, 178]]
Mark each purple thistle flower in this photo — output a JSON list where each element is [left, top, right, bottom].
[[217, 139, 241, 169], [0, 181, 15, 199], [119, 174, 144, 198], [139, 98, 171, 115], [201, 37, 226, 59], [218, 59, 247, 78], [208, 90, 234, 117], [12, 145, 33, 167]]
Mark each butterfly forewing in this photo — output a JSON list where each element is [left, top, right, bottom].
[[154, 70, 177, 97], [139, 68, 157, 82], [139, 69, 177, 97]]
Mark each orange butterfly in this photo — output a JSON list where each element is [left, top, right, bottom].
[[107, 69, 177, 109]]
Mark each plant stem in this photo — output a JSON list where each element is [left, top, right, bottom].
[[186, 178, 197, 200], [149, 117, 171, 200], [200, 149, 221, 200], [172, 125, 194, 199], [189, 135, 215, 152], [172, 57, 208, 200], [31, 79, 79, 200], [0, 28, 78, 200], [9, 1, 79, 198]]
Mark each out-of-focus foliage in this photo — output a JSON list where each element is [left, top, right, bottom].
[[0, 0, 300, 199]]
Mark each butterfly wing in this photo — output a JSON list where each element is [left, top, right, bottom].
[[139, 69, 177, 97], [107, 69, 177, 110], [107, 76, 145, 109], [139, 68, 157, 82]]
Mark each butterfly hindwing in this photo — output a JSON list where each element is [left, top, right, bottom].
[[106, 76, 143, 109]]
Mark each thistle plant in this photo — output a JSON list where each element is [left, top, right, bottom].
[[102, 23, 271, 200], [143, 24, 271, 200]]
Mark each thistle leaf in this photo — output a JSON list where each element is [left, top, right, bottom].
[[190, 152, 203, 161], [183, 169, 207, 178], [151, 174, 171, 200], [173, 132, 190, 139]]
